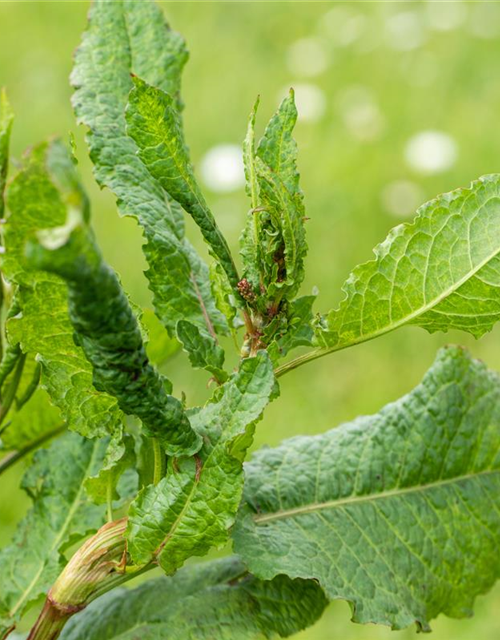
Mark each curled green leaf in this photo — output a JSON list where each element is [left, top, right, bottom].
[[27, 224, 201, 458]]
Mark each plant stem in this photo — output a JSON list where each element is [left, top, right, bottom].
[[106, 476, 114, 523], [0, 423, 66, 477], [15, 362, 41, 411], [152, 437, 165, 485], [274, 347, 330, 378], [28, 518, 150, 640], [26, 597, 77, 640]]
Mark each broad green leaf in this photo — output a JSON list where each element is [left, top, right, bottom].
[[2, 140, 123, 438], [127, 352, 275, 574], [141, 308, 181, 366], [234, 346, 500, 631], [0, 432, 106, 637], [126, 75, 240, 292], [60, 556, 327, 640], [27, 223, 201, 458], [0, 88, 13, 217], [316, 175, 500, 352], [0, 354, 61, 451], [72, 0, 227, 337], [85, 434, 136, 506], [176, 319, 228, 383], [267, 294, 315, 363]]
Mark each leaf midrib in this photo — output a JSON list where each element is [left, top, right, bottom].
[[254, 467, 498, 524], [325, 233, 500, 353]]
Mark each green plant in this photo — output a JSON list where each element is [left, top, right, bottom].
[[0, 1, 499, 638]]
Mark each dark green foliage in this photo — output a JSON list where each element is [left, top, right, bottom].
[[60, 557, 327, 640], [27, 224, 201, 457], [1, 1, 500, 639]]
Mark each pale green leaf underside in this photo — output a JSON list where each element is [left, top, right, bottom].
[[176, 319, 227, 382], [317, 175, 500, 350], [72, 0, 226, 337], [127, 353, 275, 574], [234, 346, 500, 631], [60, 556, 327, 640], [0, 433, 105, 636], [85, 434, 136, 505]]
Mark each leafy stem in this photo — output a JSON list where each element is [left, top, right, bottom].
[[27, 519, 133, 640], [27, 518, 152, 640]]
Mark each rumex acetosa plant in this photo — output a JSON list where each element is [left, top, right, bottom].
[[0, 2, 499, 638]]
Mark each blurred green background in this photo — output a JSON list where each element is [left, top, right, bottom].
[[1, 1, 500, 638]]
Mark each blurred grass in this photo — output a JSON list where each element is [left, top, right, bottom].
[[1, 1, 500, 638]]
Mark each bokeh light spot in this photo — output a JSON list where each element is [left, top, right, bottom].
[[200, 144, 245, 193], [405, 131, 458, 174], [385, 12, 426, 52], [286, 37, 329, 78], [382, 180, 425, 218]]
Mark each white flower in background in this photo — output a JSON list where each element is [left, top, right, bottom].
[[200, 144, 245, 193], [468, 3, 500, 39], [336, 85, 384, 142], [426, 1, 466, 32], [286, 37, 328, 78], [320, 7, 367, 47], [405, 131, 458, 175], [382, 180, 425, 218], [283, 83, 326, 123], [385, 11, 426, 51]]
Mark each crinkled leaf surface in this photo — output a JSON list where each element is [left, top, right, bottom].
[[72, 0, 226, 337], [240, 91, 307, 303], [27, 224, 201, 457], [127, 353, 275, 574], [267, 294, 315, 364], [240, 97, 262, 290], [209, 261, 242, 335], [316, 175, 500, 351], [2, 141, 123, 438], [234, 346, 500, 631], [176, 319, 227, 382], [126, 76, 240, 291], [60, 556, 327, 640], [0, 433, 105, 637]]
